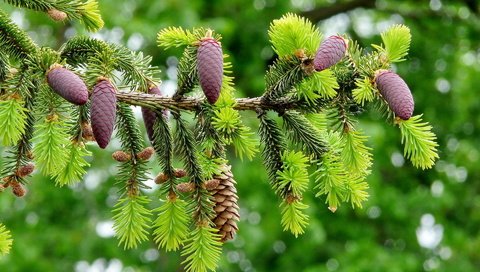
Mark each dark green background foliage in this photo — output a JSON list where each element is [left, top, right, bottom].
[[1, 0, 480, 271]]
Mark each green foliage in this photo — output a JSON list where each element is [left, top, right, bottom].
[[0, 9, 37, 59], [32, 116, 70, 176], [152, 113, 175, 178], [175, 46, 198, 97], [352, 77, 375, 105], [399, 115, 439, 169], [0, 223, 12, 255], [53, 142, 91, 186], [344, 176, 369, 209], [373, 24, 411, 63], [268, 13, 321, 58], [313, 150, 345, 211], [112, 195, 152, 250], [280, 200, 309, 237], [282, 111, 328, 160], [174, 114, 202, 182], [0, 98, 28, 146], [181, 226, 222, 272], [341, 130, 372, 175], [263, 57, 306, 101], [277, 150, 309, 197], [258, 113, 286, 192], [157, 27, 197, 49], [153, 198, 190, 251], [78, 0, 104, 32], [297, 69, 339, 102]]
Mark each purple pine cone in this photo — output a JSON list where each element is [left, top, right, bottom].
[[91, 79, 117, 149], [46, 66, 88, 105], [375, 70, 414, 120], [313, 35, 347, 72], [141, 85, 167, 143], [197, 37, 223, 104]]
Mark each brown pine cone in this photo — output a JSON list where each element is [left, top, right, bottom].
[[211, 164, 240, 242]]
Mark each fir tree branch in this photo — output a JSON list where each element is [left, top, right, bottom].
[[152, 112, 176, 186], [0, 8, 37, 60]]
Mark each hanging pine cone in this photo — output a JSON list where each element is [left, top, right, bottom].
[[197, 33, 223, 104], [91, 79, 117, 148], [375, 70, 414, 120], [46, 65, 89, 105], [313, 35, 347, 72], [210, 164, 240, 242]]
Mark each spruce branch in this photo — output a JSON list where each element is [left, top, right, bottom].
[[282, 111, 328, 160], [53, 141, 91, 186], [398, 115, 439, 169], [181, 225, 222, 272], [280, 200, 309, 237], [258, 112, 287, 195], [373, 24, 411, 63], [3, 0, 104, 31], [173, 113, 203, 183], [152, 112, 176, 181], [174, 46, 198, 99], [153, 196, 190, 251], [157, 27, 197, 49], [0, 98, 28, 146], [0, 9, 37, 59], [263, 57, 309, 102], [268, 13, 321, 58], [0, 223, 12, 255], [112, 195, 152, 249]]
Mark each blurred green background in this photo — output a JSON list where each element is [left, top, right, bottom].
[[1, 0, 480, 271]]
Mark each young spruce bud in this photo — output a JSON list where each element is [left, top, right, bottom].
[[197, 33, 223, 104], [91, 79, 117, 149], [46, 65, 89, 105], [313, 35, 347, 72], [176, 182, 196, 193], [16, 163, 35, 177], [375, 70, 414, 120], [112, 151, 131, 162], [136, 147, 155, 161]]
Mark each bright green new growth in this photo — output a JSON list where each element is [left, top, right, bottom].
[[399, 115, 439, 169], [277, 150, 309, 197], [0, 99, 28, 146], [280, 200, 309, 237], [157, 27, 198, 49], [181, 226, 222, 272], [314, 150, 345, 211], [297, 69, 339, 102], [112, 196, 152, 250], [269, 13, 322, 58], [352, 77, 375, 105], [153, 198, 190, 251], [341, 130, 372, 175], [374, 24, 411, 62], [54, 142, 91, 186], [32, 116, 70, 176], [79, 0, 104, 31], [0, 223, 12, 255]]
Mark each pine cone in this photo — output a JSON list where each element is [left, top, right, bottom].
[[375, 70, 414, 120], [211, 164, 240, 242], [91, 79, 117, 148], [197, 36, 223, 104], [313, 35, 347, 72], [46, 65, 89, 105], [141, 85, 168, 143]]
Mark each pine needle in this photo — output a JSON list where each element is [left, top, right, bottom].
[[153, 198, 190, 251]]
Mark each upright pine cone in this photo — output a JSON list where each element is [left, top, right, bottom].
[[46, 65, 89, 105], [313, 35, 347, 71], [197, 34, 223, 104], [375, 70, 414, 120], [141, 85, 167, 143], [91, 79, 117, 148], [210, 164, 240, 242]]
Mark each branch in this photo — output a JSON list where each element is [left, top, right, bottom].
[[116, 92, 305, 112], [302, 0, 375, 22]]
